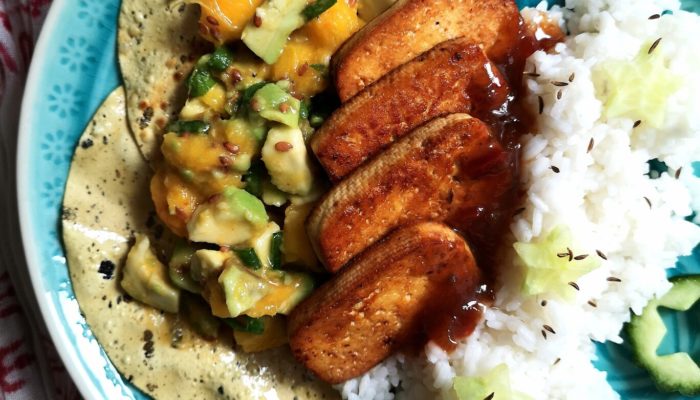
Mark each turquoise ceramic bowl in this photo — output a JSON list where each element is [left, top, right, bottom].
[[16, 0, 700, 399]]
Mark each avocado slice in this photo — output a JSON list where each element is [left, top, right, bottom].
[[261, 126, 314, 195], [168, 240, 200, 294], [241, 0, 307, 64], [187, 187, 269, 246], [250, 222, 282, 269], [251, 82, 301, 128], [121, 234, 181, 313]]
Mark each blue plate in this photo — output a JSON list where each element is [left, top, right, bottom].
[[16, 0, 700, 399]]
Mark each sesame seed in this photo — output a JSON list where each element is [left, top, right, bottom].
[[297, 63, 309, 76], [541, 330, 548, 339], [543, 324, 556, 334], [541, 300, 548, 306], [649, 13, 661, 19], [568, 73, 575, 82], [279, 103, 290, 113], [633, 120, 642, 128], [551, 165, 560, 173], [644, 197, 652, 208], [596, 250, 608, 260], [648, 37, 662, 54], [557, 252, 569, 258], [557, 90, 563, 100], [574, 254, 589, 261], [568, 282, 580, 291], [223, 142, 240, 154], [254, 14, 263, 27], [553, 358, 561, 365], [484, 393, 495, 400], [551, 81, 569, 87], [607, 277, 622, 282], [675, 167, 682, 179], [219, 155, 232, 167], [588, 300, 598, 308], [525, 72, 541, 78], [206, 16, 219, 26], [275, 141, 293, 152], [567, 247, 573, 261], [587, 138, 595, 153], [538, 95, 544, 114]]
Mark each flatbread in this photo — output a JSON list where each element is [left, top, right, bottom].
[[62, 87, 336, 400], [118, 0, 207, 162]]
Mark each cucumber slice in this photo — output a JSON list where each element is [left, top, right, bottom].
[[628, 275, 700, 396]]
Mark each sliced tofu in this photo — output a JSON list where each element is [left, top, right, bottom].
[[307, 114, 516, 273], [331, 0, 521, 101], [288, 222, 481, 384], [312, 39, 510, 182]]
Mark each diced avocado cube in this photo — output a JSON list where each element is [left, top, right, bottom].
[[219, 257, 272, 318], [168, 240, 200, 294], [251, 83, 301, 128], [121, 234, 181, 313], [262, 180, 288, 207], [187, 187, 269, 246], [241, 0, 307, 64], [261, 126, 314, 195]]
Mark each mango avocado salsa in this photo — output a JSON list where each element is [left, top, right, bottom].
[[120, 0, 369, 353]]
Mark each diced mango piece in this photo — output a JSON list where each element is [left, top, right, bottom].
[[191, 0, 265, 44]]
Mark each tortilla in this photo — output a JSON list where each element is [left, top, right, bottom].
[[62, 87, 336, 400], [118, 0, 207, 162]]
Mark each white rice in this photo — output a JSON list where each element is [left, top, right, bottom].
[[340, 0, 700, 399]]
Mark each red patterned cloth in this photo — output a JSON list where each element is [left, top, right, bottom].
[[0, 1, 80, 399]]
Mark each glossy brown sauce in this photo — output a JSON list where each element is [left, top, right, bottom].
[[409, 15, 564, 353]]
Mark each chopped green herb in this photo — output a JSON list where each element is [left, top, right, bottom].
[[310, 63, 329, 75], [299, 100, 310, 119], [309, 114, 325, 127], [223, 315, 265, 334], [187, 66, 217, 97], [270, 232, 283, 269], [302, 0, 337, 20], [208, 46, 235, 71], [243, 162, 266, 197], [166, 120, 211, 134], [234, 248, 262, 270], [238, 81, 269, 113]]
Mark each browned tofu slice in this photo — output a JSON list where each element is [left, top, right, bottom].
[[307, 114, 516, 273], [311, 39, 510, 182], [288, 222, 481, 384], [332, 0, 521, 101]]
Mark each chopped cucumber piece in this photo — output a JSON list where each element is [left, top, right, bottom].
[[514, 225, 600, 300], [270, 232, 283, 269], [628, 275, 700, 396], [453, 364, 532, 400], [234, 248, 263, 270]]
